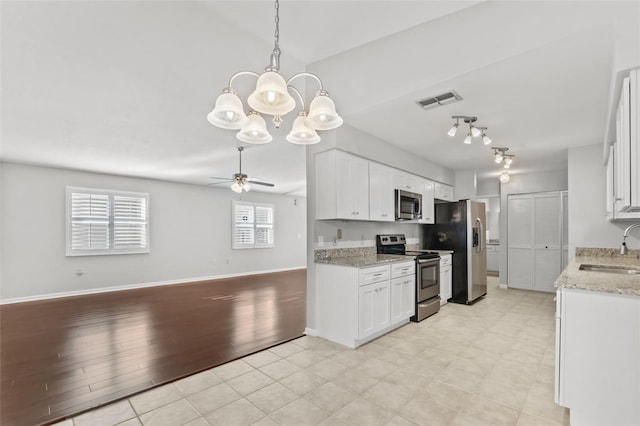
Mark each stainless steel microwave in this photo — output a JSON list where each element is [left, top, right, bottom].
[[395, 189, 422, 221]]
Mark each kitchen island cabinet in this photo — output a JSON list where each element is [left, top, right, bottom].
[[316, 259, 415, 348]]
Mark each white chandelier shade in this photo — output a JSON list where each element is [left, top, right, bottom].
[[236, 112, 272, 144], [247, 71, 296, 116], [305, 93, 343, 130], [207, 91, 248, 129], [499, 172, 510, 183], [286, 112, 321, 145]]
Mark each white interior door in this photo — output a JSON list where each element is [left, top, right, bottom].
[[508, 194, 533, 290], [534, 193, 562, 292]]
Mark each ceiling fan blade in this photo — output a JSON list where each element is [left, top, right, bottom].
[[248, 181, 275, 187], [208, 181, 233, 186]]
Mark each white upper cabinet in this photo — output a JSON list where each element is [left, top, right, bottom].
[[369, 162, 395, 222], [419, 180, 435, 224], [316, 149, 454, 222], [393, 170, 422, 193], [434, 182, 454, 201], [316, 150, 370, 220], [606, 68, 640, 220]]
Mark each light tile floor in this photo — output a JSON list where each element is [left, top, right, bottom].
[[53, 277, 569, 426]]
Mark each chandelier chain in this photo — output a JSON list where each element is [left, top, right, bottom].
[[273, 0, 280, 53]]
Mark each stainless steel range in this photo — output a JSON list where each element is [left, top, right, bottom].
[[376, 234, 440, 321]]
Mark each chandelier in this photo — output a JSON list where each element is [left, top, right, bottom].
[[207, 0, 343, 145], [447, 115, 492, 145]]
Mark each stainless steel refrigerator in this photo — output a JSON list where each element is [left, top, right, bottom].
[[422, 200, 487, 304]]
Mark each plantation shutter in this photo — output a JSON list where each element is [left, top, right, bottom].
[[113, 196, 148, 249], [70, 192, 110, 250], [233, 203, 255, 248], [255, 205, 274, 247]]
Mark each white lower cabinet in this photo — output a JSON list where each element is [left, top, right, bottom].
[[556, 288, 640, 425], [439, 254, 452, 304], [358, 280, 390, 338], [391, 261, 416, 322], [316, 261, 415, 348]]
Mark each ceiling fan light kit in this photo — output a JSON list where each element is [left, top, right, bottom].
[[207, 0, 343, 145], [209, 147, 275, 193]]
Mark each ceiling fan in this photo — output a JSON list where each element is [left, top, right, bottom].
[[209, 146, 275, 193]]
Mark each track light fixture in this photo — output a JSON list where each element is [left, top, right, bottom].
[[207, 0, 342, 145], [448, 116, 491, 145], [500, 172, 511, 183]]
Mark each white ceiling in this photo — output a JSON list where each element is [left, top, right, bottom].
[[1, 1, 637, 195]]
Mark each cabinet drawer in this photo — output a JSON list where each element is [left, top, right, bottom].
[[391, 261, 415, 278], [439, 255, 452, 266], [359, 265, 390, 286], [486, 245, 498, 252]]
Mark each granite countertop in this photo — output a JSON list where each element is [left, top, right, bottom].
[[555, 248, 640, 296], [315, 254, 413, 268]]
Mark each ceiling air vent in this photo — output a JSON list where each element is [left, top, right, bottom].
[[415, 90, 463, 111]]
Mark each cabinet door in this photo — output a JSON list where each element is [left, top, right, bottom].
[[369, 162, 394, 222], [440, 265, 452, 301], [615, 78, 631, 212], [420, 181, 435, 224], [358, 283, 376, 338], [374, 282, 391, 331], [391, 275, 415, 322], [336, 151, 369, 220], [435, 183, 454, 201], [391, 277, 405, 323], [403, 276, 416, 318]]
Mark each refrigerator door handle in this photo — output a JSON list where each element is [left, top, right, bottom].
[[475, 217, 483, 254]]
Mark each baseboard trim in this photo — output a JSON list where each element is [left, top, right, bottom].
[[304, 327, 318, 337], [0, 266, 307, 305], [499, 283, 508, 289]]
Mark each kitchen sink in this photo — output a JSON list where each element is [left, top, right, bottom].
[[579, 264, 640, 275]]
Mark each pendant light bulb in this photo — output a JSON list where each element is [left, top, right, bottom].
[[495, 153, 503, 163], [207, 90, 248, 130], [287, 112, 321, 145], [500, 172, 510, 183], [464, 133, 472, 144], [471, 126, 481, 138]]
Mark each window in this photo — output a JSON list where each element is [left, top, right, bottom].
[[232, 201, 274, 249], [66, 187, 150, 256]]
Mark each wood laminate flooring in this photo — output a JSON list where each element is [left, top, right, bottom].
[[0, 269, 306, 426]]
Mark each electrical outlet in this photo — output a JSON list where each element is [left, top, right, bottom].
[[337, 229, 342, 239]]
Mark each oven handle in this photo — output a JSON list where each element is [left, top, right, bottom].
[[416, 258, 439, 265]]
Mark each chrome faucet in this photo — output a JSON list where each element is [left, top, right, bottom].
[[620, 223, 640, 255]]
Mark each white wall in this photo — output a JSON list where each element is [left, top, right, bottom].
[[498, 169, 568, 283], [0, 163, 307, 301], [568, 144, 640, 260]]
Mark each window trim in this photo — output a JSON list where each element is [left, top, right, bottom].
[[232, 200, 274, 250], [65, 186, 150, 256]]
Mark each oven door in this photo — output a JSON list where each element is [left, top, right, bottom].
[[416, 258, 440, 302]]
